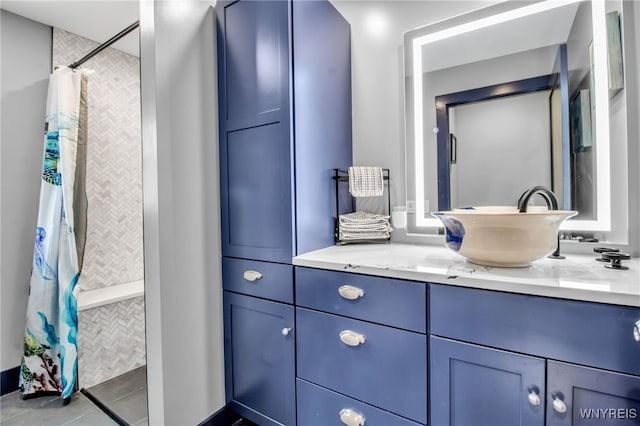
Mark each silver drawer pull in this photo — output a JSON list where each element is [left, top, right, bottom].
[[339, 330, 365, 347], [243, 270, 263, 282], [634, 320, 640, 343], [339, 408, 365, 426], [527, 389, 541, 406], [552, 396, 567, 414], [281, 327, 292, 336], [338, 285, 365, 300]]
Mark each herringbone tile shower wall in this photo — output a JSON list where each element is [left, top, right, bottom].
[[53, 29, 145, 388], [77, 297, 146, 388]]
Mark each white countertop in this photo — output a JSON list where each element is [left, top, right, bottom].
[[293, 243, 640, 307]]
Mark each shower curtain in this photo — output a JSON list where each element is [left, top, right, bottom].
[[20, 66, 89, 401]]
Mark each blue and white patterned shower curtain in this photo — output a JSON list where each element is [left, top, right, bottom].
[[20, 66, 89, 401]]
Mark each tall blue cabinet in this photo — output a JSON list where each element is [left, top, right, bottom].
[[216, 1, 352, 424]]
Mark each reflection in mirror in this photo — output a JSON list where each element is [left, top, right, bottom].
[[405, 0, 630, 240], [445, 79, 558, 209]]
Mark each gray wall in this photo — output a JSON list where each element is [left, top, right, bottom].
[[140, 1, 225, 424], [0, 10, 51, 373], [450, 91, 552, 208], [417, 46, 559, 212]]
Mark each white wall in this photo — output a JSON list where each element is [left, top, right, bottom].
[[140, 1, 225, 424], [0, 10, 51, 374], [330, 0, 496, 209]]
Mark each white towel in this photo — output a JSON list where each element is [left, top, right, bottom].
[[348, 166, 384, 197], [338, 211, 392, 241]]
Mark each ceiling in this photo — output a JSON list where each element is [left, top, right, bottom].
[[1, 0, 514, 63], [1, 1, 140, 56], [2, 0, 497, 60]]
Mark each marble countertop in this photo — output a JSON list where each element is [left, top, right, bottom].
[[293, 243, 640, 307]]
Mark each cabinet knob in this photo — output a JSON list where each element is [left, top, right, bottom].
[[281, 327, 292, 337], [243, 270, 263, 282], [552, 396, 567, 414], [527, 388, 541, 406], [338, 285, 365, 300], [339, 330, 366, 347], [339, 408, 365, 426], [634, 320, 640, 342]]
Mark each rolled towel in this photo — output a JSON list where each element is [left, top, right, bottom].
[[348, 166, 384, 197]]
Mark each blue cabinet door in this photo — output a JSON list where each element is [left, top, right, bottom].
[[224, 292, 295, 426], [217, 0, 290, 130], [217, 0, 293, 263], [430, 336, 545, 426], [217, 0, 352, 261], [547, 361, 640, 426], [221, 123, 293, 263]]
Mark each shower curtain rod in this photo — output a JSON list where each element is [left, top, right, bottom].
[[68, 21, 140, 69]]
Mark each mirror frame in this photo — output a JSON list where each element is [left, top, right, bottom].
[[410, 0, 612, 232]]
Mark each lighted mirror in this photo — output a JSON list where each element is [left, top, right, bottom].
[[405, 0, 630, 240]]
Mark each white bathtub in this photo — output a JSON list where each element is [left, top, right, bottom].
[[77, 280, 144, 311]]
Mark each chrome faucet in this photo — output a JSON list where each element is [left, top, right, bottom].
[[517, 186, 563, 259]]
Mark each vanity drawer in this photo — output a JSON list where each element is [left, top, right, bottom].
[[223, 257, 293, 303], [296, 308, 427, 424], [430, 284, 640, 376], [297, 379, 423, 426], [295, 267, 426, 333]]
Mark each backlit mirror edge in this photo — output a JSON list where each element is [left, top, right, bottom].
[[412, 0, 617, 236]]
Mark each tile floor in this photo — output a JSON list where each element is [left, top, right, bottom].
[[0, 391, 116, 425], [84, 367, 148, 426], [0, 367, 147, 426]]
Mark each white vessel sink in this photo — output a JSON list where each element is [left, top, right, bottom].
[[432, 207, 577, 267]]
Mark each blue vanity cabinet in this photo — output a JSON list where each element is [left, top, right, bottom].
[[546, 361, 640, 426], [429, 283, 640, 426], [430, 336, 546, 426], [295, 267, 428, 425], [216, 0, 352, 263], [223, 292, 295, 426]]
